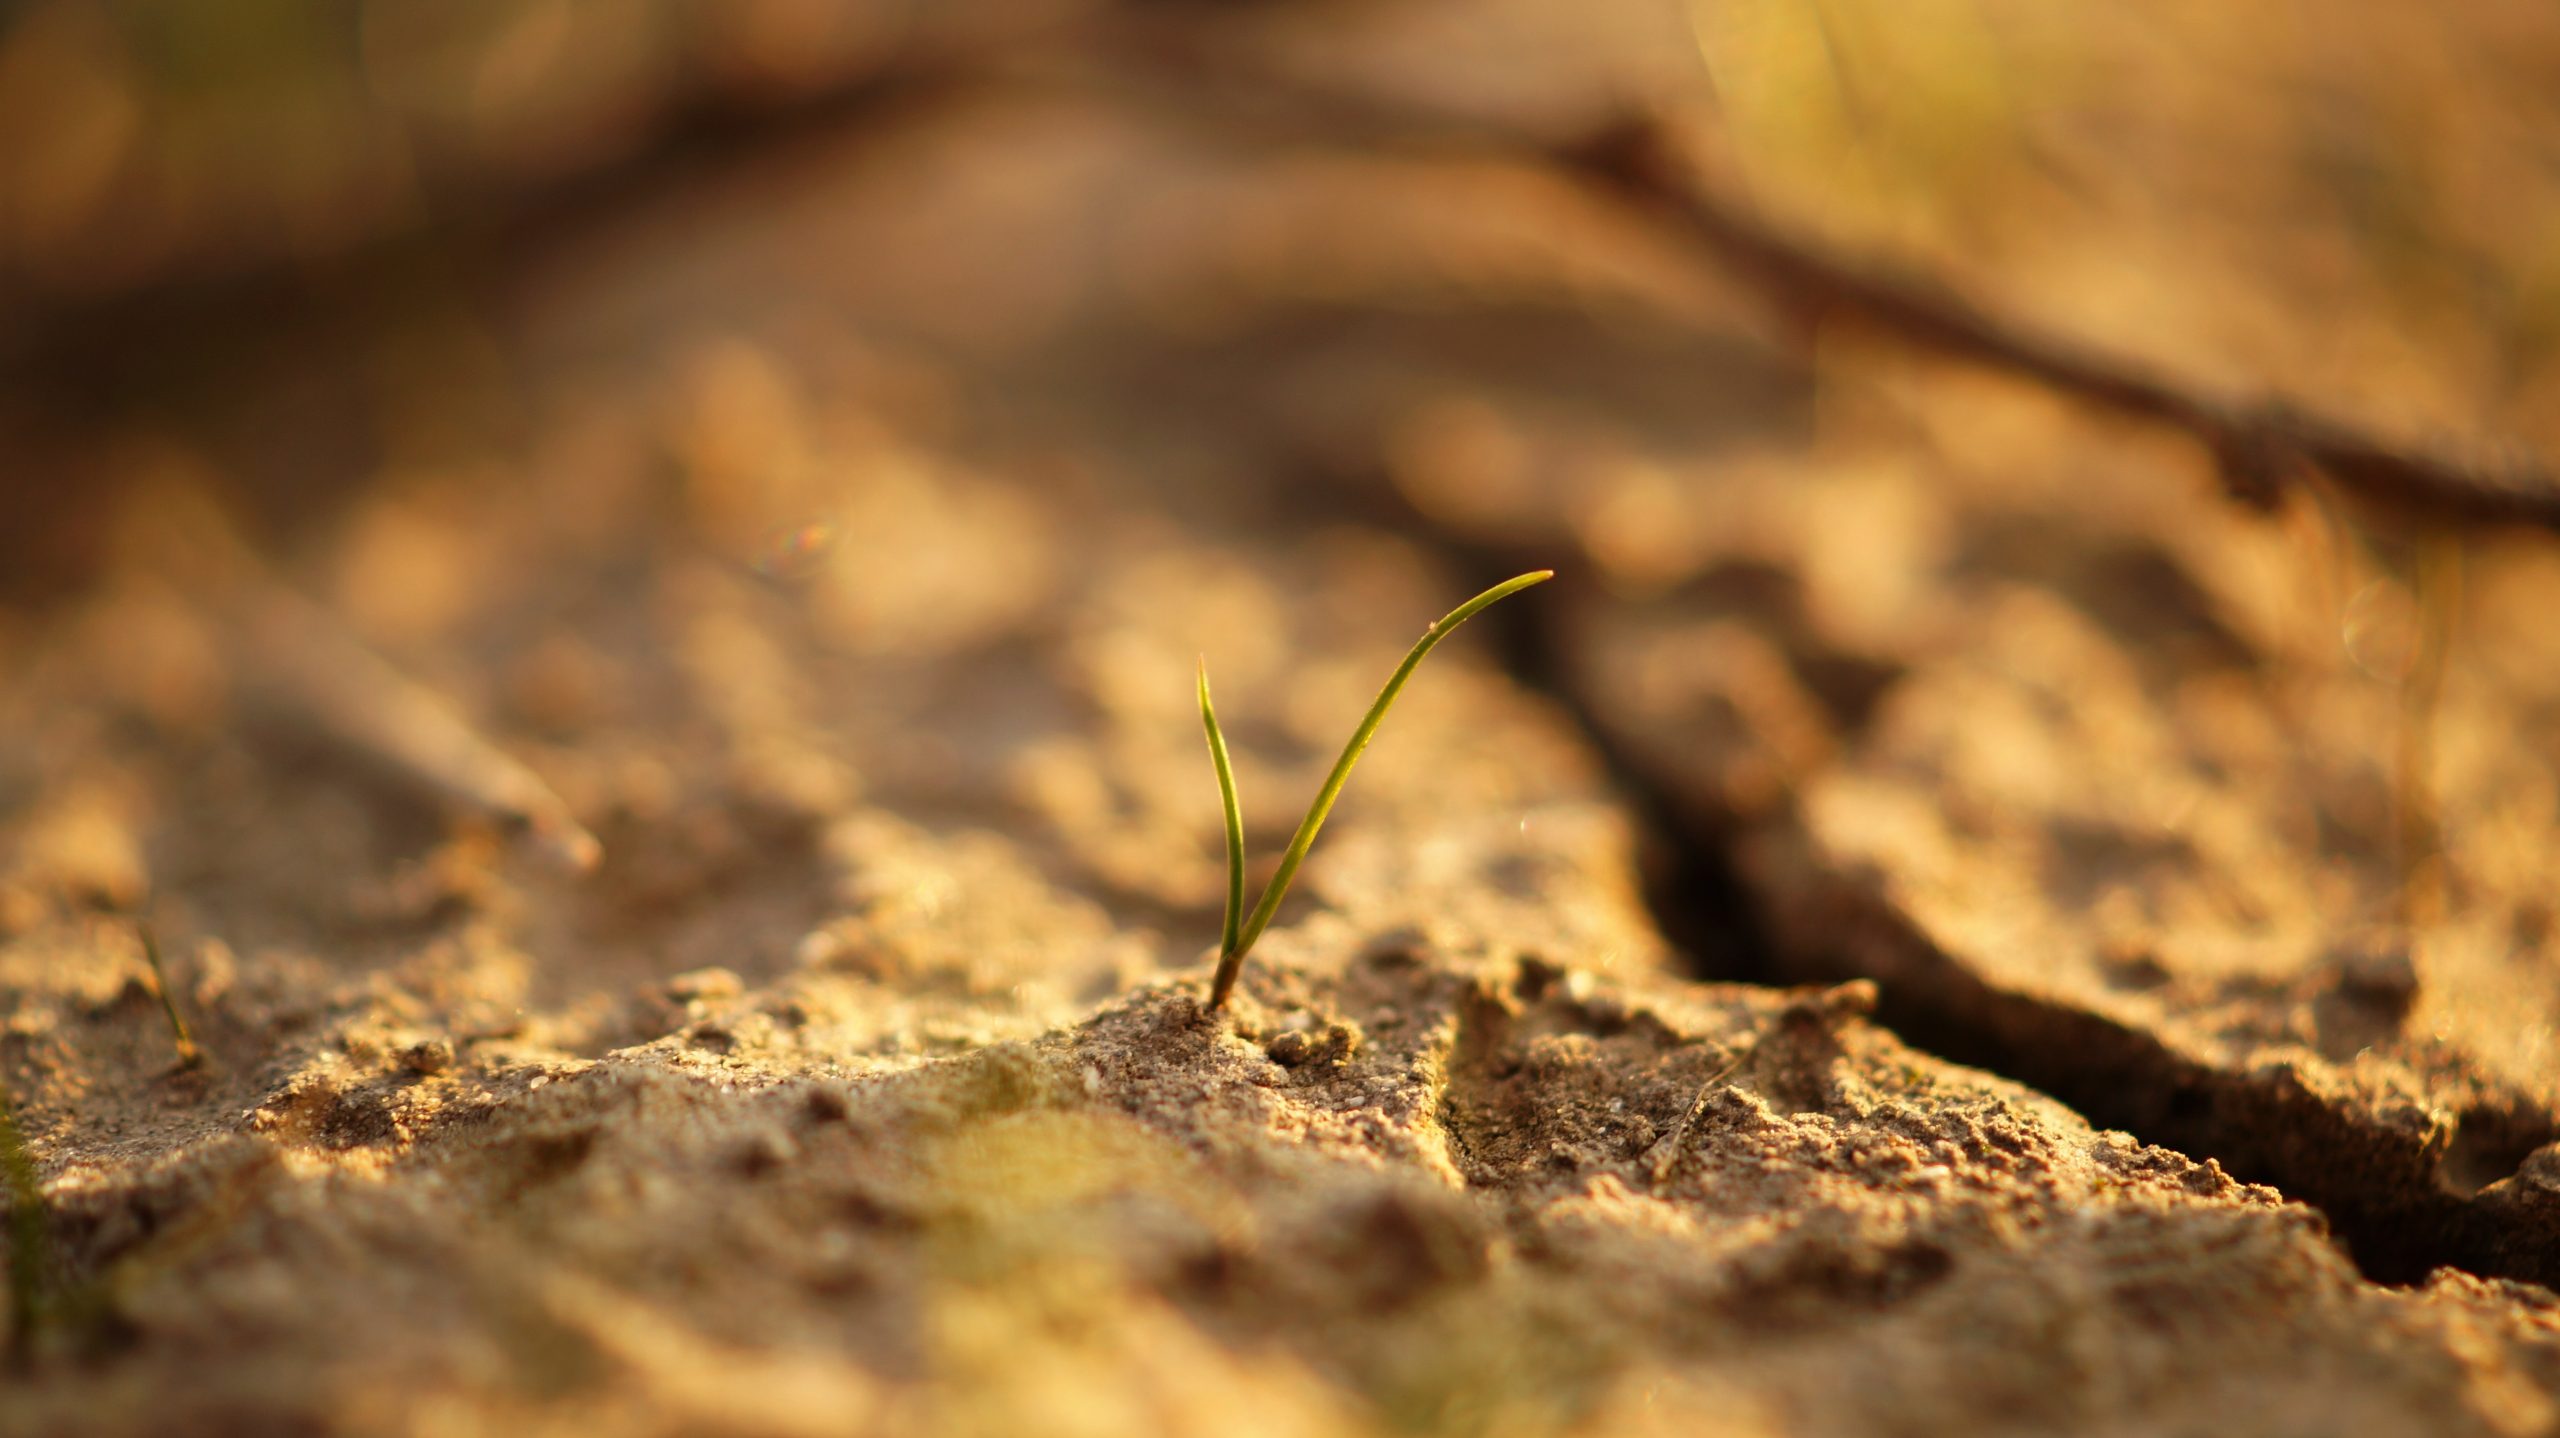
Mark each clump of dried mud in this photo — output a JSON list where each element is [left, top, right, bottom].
[[16, 915, 2560, 1438]]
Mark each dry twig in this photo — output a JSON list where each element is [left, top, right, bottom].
[[1559, 118, 2560, 533]]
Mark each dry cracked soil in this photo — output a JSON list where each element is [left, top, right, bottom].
[[7, 3, 2560, 1435]]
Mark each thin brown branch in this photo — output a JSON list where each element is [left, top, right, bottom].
[[1559, 118, 2560, 532]]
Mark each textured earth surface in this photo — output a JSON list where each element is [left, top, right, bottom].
[[8, 4, 2560, 1436]]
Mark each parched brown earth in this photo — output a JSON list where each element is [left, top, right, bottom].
[[7, 6, 2560, 1436], [1518, 404, 2560, 1289], [23, 936, 2560, 1438]]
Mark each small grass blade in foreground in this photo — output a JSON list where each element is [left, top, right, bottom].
[[1201, 570, 1553, 1011], [1, 1084, 43, 1362], [1198, 662, 1246, 962], [138, 922, 202, 1068]]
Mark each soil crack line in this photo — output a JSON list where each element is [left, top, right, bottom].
[[1388, 524, 2554, 1293]]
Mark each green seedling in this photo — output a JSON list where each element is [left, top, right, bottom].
[[1, 1082, 42, 1363], [137, 921, 202, 1068], [133, 916, 200, 1064], [1197, 570, 1553, 1011]]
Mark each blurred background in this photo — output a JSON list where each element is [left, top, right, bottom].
[[6, 0, 2559, 573], [6, 0, 2560, 1044], [8, 0, 2560, 1104]]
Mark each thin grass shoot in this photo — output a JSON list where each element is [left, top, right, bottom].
[[1198, 570, 1553, 1011], [137, 921, 202, 1068]]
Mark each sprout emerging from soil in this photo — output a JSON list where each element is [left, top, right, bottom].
[[137, 922, 202, 1068], [1197, 570, 1554, 1011]]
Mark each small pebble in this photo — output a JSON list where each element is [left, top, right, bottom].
[[2330, 938, 2420, 1018], [802, 1086, 852, 1125], [666, 966, 745, 1003], [399, 1039, 456, 1076], [734, 1129, 799, 1176]]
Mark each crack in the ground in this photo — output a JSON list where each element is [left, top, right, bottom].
[[1404, 533, 2558, 1294], [1482, 583, 1782, 991], [1776, 882, 2560, 1290]]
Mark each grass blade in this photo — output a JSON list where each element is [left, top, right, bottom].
[[1, 1084, 42, 1363], [1207, 570, 1552, 1010], [1198, 662, 1246, 975], [137, 922, 202, 1068]]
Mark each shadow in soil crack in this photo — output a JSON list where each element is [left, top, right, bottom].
[[1410, 535, 2560, 1295], [1476, 576, 1781, 990]]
